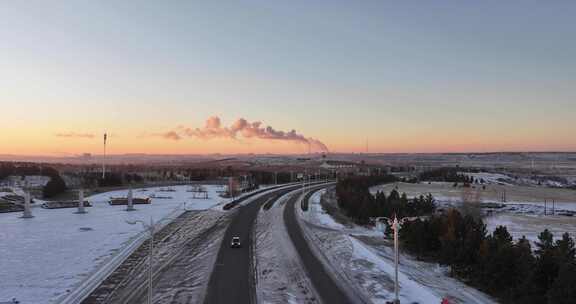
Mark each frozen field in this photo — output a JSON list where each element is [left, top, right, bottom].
[[0, 185, 231, 303], [485, 214, 576, 245], [370, 182, 576, 205]]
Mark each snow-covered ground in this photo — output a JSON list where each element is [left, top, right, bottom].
[[300, 189, 344, 230], [0, 185, 235, 303], [370, 182, 576, 208], [298, 189, 497, 304], [254, 190, 320, 304], [485, 214, 576, 246], [461, 172, 514, 185]]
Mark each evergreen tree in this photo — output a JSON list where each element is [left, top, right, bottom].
[[547, 262, 576, 304], [43, 174, 67, 198], [554, 232, 575, 263], [493, 226, 513, 245], [532, 230, 560, 303]]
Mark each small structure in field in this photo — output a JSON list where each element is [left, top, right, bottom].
[[189, 185, 209, 199], [109, 197, 151, 205]]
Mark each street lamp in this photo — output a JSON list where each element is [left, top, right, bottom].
[[370, 215, 419, 304], [301, 169, 308, 195], [125, 217, 157, 304]]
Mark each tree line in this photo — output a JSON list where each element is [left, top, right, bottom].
[[336, 175, 436, 224], [418, 167, 478, 184], [400, 209, 576, 303], [0, 162, 67, 198]]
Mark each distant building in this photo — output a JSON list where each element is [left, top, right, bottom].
[[6, 175, 50, 189], [320, 160, 357, 170]]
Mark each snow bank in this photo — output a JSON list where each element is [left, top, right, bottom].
[[255, 190, 320, 304], [350, 237, 440, 304], [300, 189, 344, 230]]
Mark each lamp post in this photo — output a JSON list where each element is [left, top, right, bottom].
[[125, 217, 156, 304], [370, 215, 418, 304], [301, 169, 307, 195]]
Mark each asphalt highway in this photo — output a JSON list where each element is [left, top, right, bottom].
[[203, 185, 305, 304], [283, 186, 353, 304]]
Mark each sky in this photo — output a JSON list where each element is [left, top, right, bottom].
[[1, 1, 575, 155]]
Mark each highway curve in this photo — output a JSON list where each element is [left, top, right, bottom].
[[203, 184, 307, 304], [283, 186, 354, 304]]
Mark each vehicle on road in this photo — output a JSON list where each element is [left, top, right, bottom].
[[230, 236, 241, 248]]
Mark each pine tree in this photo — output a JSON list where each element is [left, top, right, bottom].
[[535, 229, 555, 256], [547, 262, 576, 304], [493, 226, 513, 245], [554, 232, 575, 263]]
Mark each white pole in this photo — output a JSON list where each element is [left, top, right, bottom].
[[126, 187, 135, 211], [102, 133, 107, 180], [148, 217, 154, 304], [393, 216, 400, 304], [76, 189, 86, 214], [22, 192, 33, 218], [301, 172, 305, 195]]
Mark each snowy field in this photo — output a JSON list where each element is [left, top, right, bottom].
[[0, 185, 233, 303], [370, 182, 576, 206], [298, 189, 497, 304], [485, 214, 576, 245], [461, 172, 514, 185]]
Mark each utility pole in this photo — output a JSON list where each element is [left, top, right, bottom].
[[102, 132, 107, 180]]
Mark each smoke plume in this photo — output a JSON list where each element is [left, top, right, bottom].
[[55, 132, 95, 139], [162, 116, 329, 152]]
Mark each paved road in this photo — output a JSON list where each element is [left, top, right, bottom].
[[82, 185, 290, 304], [204, 184, 309, 304], [284, 186, 354, 304]]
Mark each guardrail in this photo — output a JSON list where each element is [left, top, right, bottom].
[[56, 183, 302, 304], [57, 204, 184, 304]]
